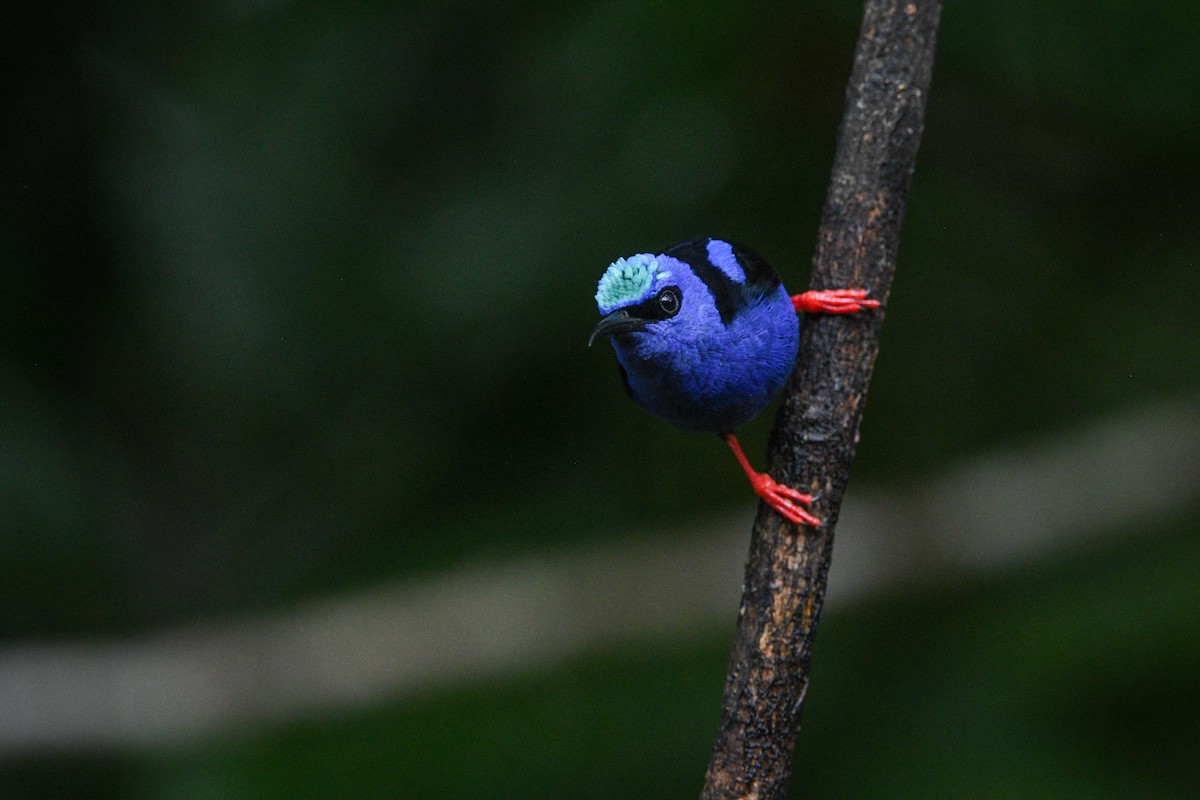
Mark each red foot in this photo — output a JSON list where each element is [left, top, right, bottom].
[[792, 289, 881, 315], [747, 471, 820, 527], [722, 434, 821, 527]]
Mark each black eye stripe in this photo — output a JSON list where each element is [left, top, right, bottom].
[[627, 286, 681, 321]]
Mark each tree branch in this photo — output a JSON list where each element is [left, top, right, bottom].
[[700, 3, 942, 798]]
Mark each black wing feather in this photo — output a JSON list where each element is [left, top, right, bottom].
[[662, 237, 783, 325]]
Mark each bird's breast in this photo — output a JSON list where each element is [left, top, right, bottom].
[[613, 300, 799, 432]]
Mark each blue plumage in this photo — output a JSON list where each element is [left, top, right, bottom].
[[592, 238, 799, 433], [590, 236, 878, 526]]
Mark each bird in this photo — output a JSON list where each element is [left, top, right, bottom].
[[588, 236, 879, 526]]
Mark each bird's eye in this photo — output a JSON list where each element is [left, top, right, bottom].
[[657, 288, 681, 317]]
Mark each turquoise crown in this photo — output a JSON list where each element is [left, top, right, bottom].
[[595, 253, 672, 314]]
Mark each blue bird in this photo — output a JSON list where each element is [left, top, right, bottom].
[[589, 237, 878, 526]]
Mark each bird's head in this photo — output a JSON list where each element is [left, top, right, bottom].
[[588, 252, 719, 355]]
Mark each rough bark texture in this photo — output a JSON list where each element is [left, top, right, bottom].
[[700, 3, 942, 799]]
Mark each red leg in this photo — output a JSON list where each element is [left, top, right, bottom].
[[792, 289, 881, 315], [722, 433, 820, 527]]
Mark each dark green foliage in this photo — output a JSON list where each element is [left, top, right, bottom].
[[1, 0, 1198, 795]]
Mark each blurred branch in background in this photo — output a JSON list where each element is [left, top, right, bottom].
[[1, 400, 1195, 755], [2, 3, 1199, 795]]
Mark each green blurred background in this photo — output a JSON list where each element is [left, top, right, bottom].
[[3, 1, 1198, 797]]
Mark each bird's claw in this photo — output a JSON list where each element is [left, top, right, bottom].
[[750, 472, 821, 527], [792, 289, 881, 315]]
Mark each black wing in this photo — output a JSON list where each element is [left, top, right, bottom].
[[663, 237, 783, 325], [727, 240, 783, 295]]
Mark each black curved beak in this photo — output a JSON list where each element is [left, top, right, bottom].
[[587, 309, 646, 347]]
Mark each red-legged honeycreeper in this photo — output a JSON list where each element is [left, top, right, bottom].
[[588, 237, 879, 527]]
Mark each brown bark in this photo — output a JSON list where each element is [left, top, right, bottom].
[[700, 2, 942, 798]]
